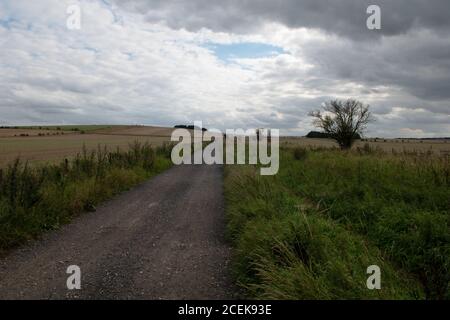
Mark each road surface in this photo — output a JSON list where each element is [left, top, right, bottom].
[[0, 164, 236, 299]]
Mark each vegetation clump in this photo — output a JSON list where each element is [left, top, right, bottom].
[[0, 142, 173, 251]]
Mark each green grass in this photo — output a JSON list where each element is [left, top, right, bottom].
[[0, 142, 173, 252], [224, 147, 450, 299]]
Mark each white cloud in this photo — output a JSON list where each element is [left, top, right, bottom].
[[0, 0, 449, 137]]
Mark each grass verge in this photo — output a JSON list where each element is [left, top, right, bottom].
[[0, 142, 173, 252], [224, 147, 450, 299]]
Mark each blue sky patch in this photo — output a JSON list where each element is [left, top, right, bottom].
[[205, 42, 285, 62], [0, 17, 19, 30]]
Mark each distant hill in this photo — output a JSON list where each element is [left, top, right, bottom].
[[396, 137, 450, 141]]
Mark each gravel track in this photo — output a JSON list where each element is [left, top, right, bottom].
[[0, 164, 236, 300]]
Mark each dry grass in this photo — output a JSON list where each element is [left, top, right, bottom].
[[92, 125, 176, 137], [0, 126, 175, 166], [281, 137, 450, 155], [0, 128, 75, 137]]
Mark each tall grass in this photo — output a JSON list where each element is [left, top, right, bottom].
[[224, 147, 450, 299], [0, 141, 173, 251]]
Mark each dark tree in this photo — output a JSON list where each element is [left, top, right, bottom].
[[309, 99, 373, 149], [306, 131, 331, 139], [306, 131, 361, 140]]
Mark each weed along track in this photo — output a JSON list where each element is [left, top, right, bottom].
[[0, 164, 235, 299]]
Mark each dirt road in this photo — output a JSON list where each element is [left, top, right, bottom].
[[0, 164, 236, 299]]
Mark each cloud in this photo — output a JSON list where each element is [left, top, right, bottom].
[[0, 0, 449, 137], [112, 1, 450, 106], [114, 0, 450, 39]]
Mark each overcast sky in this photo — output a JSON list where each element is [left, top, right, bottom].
[[1, 0, 449, 137]]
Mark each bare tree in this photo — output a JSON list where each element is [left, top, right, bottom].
[[309, 99, 373, 149]]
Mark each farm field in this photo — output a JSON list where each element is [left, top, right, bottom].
[[5, 125, 118, 132], [282, 137, 450, 155], [92, 125, 175, 137], [2, 125, 450, 167], [0, 126, 176, 166], [0, 128, 75, 138]]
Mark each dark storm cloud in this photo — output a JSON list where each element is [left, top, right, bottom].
[[114, 0, 450, 38], [303, 29, 450, 104]]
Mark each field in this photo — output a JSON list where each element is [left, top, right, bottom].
[[0, 126, 175, 166], [2, 126, 450, 167], [0, 128, 75, 138], [282, 137, 450, 155], [224, 147, 450, 299]]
